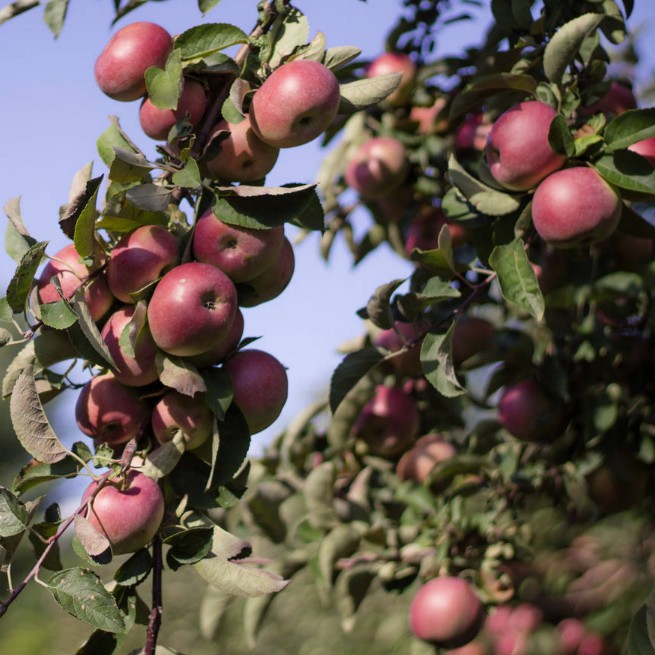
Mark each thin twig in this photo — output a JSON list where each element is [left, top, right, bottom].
[[144, 536, 163, 655]]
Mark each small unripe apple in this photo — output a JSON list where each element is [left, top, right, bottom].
[[486, 101, 567, 191], [139, 78, 207, 140], [201, 115, 280, 182], [147, 262, 238, 357], [366, 52, 416, 106], [408, 577, 485, 649], [396, 434, 456, 483], [192, 209, 285, 283], [628, 136, 655, 166], [76, 373, 151, 446], [249, 60, 341, 148], [531, 167, 622, 248], [151, 390, 214, 450], [82, 470, 164, 555], [189, 308, 244, 368], [37, 243, 114, 322], [94, 22, 173, 102], [345, 136, 409, 199], [223, 349, 288, 434], [451, 316, 494, 365]]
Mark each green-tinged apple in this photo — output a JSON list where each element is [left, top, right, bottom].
[[82, 470, 164, 555], [192, 209, 285, 283], [345, 136, 409, 199], [531, 167, 622, 248], [139, 78, 207, 140], [409, 577, 485, 649], [94, 21, 173, 101], [451, 316, 494, 365], [249, 60, 341, 148], [486, 101, 566, 191], [223, 349, 288, 434], [101, 305, 159, 387], [107, 224, 179, 303], [76, 373, 151, 446], [366, 52, 416, 106], [151, 390, 214, 450], [396, 434, 456, 483], [201, 115, 280, 182], [147, 262, 238, 356], [37, 243, 114, 322], [189, 308, 244, 368]]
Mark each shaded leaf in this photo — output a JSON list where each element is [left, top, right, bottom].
[[364, 278, 405, 329], [198, 0, 221, 14], [70, 288, 117, 368], [165, 527, 213, 569], [156, 353, 207, 396], [604, 108, 655, 151], [75, 629, 118, 655], [60, 174, 103, 241], [329, 348, 384, 414], [627, 603, 655, 655], [334, 564, 376, 633], [420, 325, 466, 398], [0, 487, 28, 537], [548, 114, 575, 157], [208, 406, 250, 488], [595, 152, 655, 194], [126, 184, 174, 212], [6, 240, 48, 313], [142, 432, 186, 480], [305, 461, 339, 530], [114, 549, 152, 587], [172, 158, 202, 188], [339, 73, 402, 112], [13, 445, 88, 495], [318, 523, 365, 591], [201, 368, 233, 422]]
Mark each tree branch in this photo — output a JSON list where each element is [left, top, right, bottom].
[[144, 536, 163, 655]]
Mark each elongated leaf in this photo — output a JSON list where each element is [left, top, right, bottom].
[[604, 108, 655, 151], [60, 174, 103, 240], [96, 119, 140, 167], [420, 325, 466, 398], [156, 353, 206, 397], [627, 604, 655, 655], [0, 488, 28, 537], [334, 564, 376, 633], [126, 184, 174, 212], [43, 0, 69, 38], [208, 406, 250, 488], [364, 278, 405, 329], [70, 289, 117, 368], [339, 73, 402, 112], [329, 348, 384, 414], [48, 568, 126, 633], [305, 461, 339, 530], [269, 6, 309, 68], [323, 45, 361, 71], [6, 240, 48, 312], [176, 23, 248, 63], [548, 114, 575, 157], [595, 152, 655, 194], [4, 197, 36, 263], [318, 523, 365, 591], [201, 368, 233, 421], [142, 432, 186, 480], [114, 549, 152, 587]]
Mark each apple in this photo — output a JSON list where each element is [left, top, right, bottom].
[[189, 307, 244, 368], [498, 378, 566, 442], [249, 60, 341, 148], [352, 385, 420, 457], [531, 167, 622, 248], [82, 470, 164, 555], [345, 136, 409, 199], [486, 101, 567, 191], [586, 451, 648, 514], [366, 52, 416, 106], [443, 643, 489, 655], [76, 372, 151, 446], [410, 97, 448, 134], [455, 113, 492, 151], [223, 349, 288, 434], [139, 78, 207, 140], [373, 320, 425, 378], [101, 305, 159, 387], [404, 206, 469, 255], [201, 115, 280, 182], [147, 262, 238, 357], [408, 576, 485, 649], [237, 236, 295, 307], [94, 22, 173, 102], [557, 618, 587, 654], [506, 603, 542, 634], [107, 224, 179, 303], [628, 136, 655, 166], [192, 209, 285, 283], [451, 316, 494, 366], [396, 434, 457, 483], [578, 633, 605, 655], [586, 81, 636, 116], [151, 390, 214, 450]]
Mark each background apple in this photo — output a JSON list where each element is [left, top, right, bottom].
[[451, 316, 494, 366], [151, 390, 214, 450], [373, 320, 425, 378], [395, 433, 456, 483], [404, 206, 470, 256], [628, 136, 655, 166], [366, 51, 416, 106], [249, 59, 341, 148], [455, 113, 492, 151], [585, 80, 637, 116]]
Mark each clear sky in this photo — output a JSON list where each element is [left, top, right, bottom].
[[1, 0, 654, 454]]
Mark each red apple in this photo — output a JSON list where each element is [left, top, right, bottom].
[[557, 618, 587, 654], [76, 373, 151, 446], [139, 78, 207, 140], [147, 262, 238, 357], [396, 434, 457, 483], [366, 52, 416, 106], [201, 115, 280, 182], [532, 167, 622, 248], [107, 224, 179, 304], [192, 209, 285, 283], [444, 643, 489, 655], [455, 113, 492, 151], [94, 22, 173, 102], [486, 101, 567, 191], [373, 320, 425, 378], [151, 390, 214, 450], [249, 60, 341, 148], [586, 81, 636, 116], [345, 136, 409, 199], [82, 470, 164, 555], [409, 577, 485, 649], [223, 349, 288, 434], [410, 97, 448, 134], [37, 243, 114, 322], [451, 316, 494, 366], [628, 136, 655, 166], [404, 206, 469, 255], [189, 307, 244, 368], [101, 305, 159, 387]]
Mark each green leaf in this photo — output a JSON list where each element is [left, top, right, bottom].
[[334, 564, 376, 633], [604, 108, 655, 151], [6, 240, 48, 313], [60, 174, 103, 241], [318, 523, 365, 591], [0, 298, 11, 323], [627, 603, 655, 655], [268, 6, 309, 68], [47, 568, 126, 633], [201, 368, 233, 422], [0, 488, 28, 537], [489, 239, 545, 321], [323, 45, 361, 71], [329, 348, 384, 414], [420, 325, 466, 398], [143, 432, 186, 480], [109, 149, 154, 185], [4, 197, 36, 263], [75, 629, 118, 655], [198, 0, 221, 14], [305, 461, 339, 530], [40, 299, 77, 330], [145, 49, 183, 111], [396, 275, 461, 317], [175, 23, 248, 63], [126, 184, 174, 213], [96, 119, 140, 168], [338, 73, 402, 113], [155, 353, 206, 397], [544, 14, 605, 84], [70, 288, 117, 369], [221, 79, 248, 124], [364, 278, 405, 329], [72, 186, 101, 261], [548, 114, 575, 157], [114, 549, 152, 587], [595, 152, 655, 194], [165, 527, 213, 569], [172, 158, 202, 188], [209, 406, 250, 487], [74, 515, 112, 560], [13, 445, 88, 495], [43, 0, 69, 38]]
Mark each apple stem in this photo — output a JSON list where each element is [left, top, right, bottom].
[[144, 536, 164, 655]]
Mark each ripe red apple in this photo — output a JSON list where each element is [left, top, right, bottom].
[[373, 320, 425, 378], [237, 236, 295, 307], [444, 642, 489, 655], [147, 262, 238, 357], [101, 305, 159, 387], [76, 372, 151, 446], [223, 349, 288, 434], [352, 385, 420, 457], [486, 101, 567, 191], [107, 224, 179, 304], [498, 378, 565, 442], [37, 243, 114, 322], [557, 618, 587, 654], [404, 206, 469, 256], [451, 316, 494, 366], [189, 307, 244, 368], [531, 167, 622, 248], [586, 81, 636, 116], [366, 52, 416, 106], [345, 136, 409, 199], [192, 209, 285, 283], [396, 434, 457, 483], [628, 136, 655, 166], [409, 576, 485, 649], [151, 390, 214, 450], [455, 113, 492, 151], [249, 60, 341, 148], [139, 78, 207, 140], [94, 21, 173, 102], [82, 470, 164, 555], [201, 115, 280, 182]]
